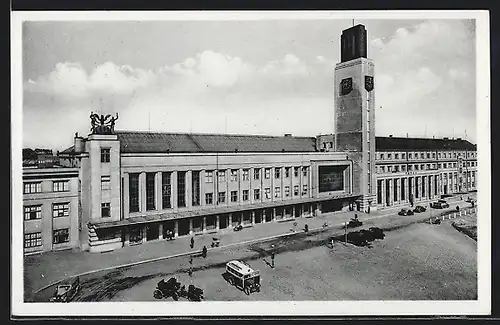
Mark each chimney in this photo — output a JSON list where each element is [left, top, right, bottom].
[[74, 132, 85, 153]]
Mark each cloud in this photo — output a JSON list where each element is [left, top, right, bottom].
[[371, 20, 475, 139]]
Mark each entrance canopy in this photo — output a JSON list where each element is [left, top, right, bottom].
[[92, 193, 360, 229]]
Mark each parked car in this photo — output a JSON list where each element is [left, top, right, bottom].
[[398, 208, 414, 216], [431, 200, 450, 209], [50, 277, 80, 302], [233, 224, 243, 232], [413, 205, 427, 213]]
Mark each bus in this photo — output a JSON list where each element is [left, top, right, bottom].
[[224, 260, 261, 295]]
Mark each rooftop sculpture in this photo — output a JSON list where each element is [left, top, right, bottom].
[[90, 112, 119, 135]]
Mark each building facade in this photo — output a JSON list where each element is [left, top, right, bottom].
[[22, 24, 477, 255], [22, 167, 80, 255], [375, 136, 477, 209]]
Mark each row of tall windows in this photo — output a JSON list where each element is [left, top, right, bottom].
[[129, 169, 310, 213]]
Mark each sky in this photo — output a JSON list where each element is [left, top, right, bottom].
[[21, 18, 477, 150]]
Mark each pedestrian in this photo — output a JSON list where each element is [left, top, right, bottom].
[[456, 205, 460, 212], [304, 224, 309, 233], [367, 205, 371, 214], [189, 255, 193, 265], [190, 237, 195, 249], [202, 245, 207, 258], [271, 252, 275, 268]]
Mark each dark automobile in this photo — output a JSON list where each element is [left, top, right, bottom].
[[413, 205, 427, 213], [153, 277, 182, 300], [398, 208, 414, 216], [346, 218, 363, 228], [368, 227, 385, 240], [431, 218, 442, 224], [178, 284, 204, 301], [50, 277, 80, 302], [431, 200, 450, 209], [233, 224, 243, 231], [347, 232, 369, 246]]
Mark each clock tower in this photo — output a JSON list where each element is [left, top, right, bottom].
[[334, 24, 377, 211]]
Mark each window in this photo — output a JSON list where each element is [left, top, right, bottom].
[[387, 153, 392, 159], [294, 167, 300, 177], [402, 165, 406, 172], [254, 189, 260, 200], [101, 202, 110, 218], [302, 167, 308, 177], [285, 167, 290, 178], [205, 193, 213, 205], [24, 182, 42, 194], [129, 173, 140, 213], [101, 148, 110, 163], [146, 173, 156, 211], [205, 170, 214, 183], [453, 163, 457, 168], [53, 181, 69, 192], [52, 203, 69, 218], [432, 153, 436, 158], [24, 232, 42, 248], [427, 153, 430, 159], [216, 170, 225, 183], [381, 166, 386, 173], [420, 164, 425, 170], [426, 164, 430, 170], [242, 169, 249, 181], [231, 169, 238, 182], [438, 153, 442, 158], [24, 205, 42, 221], [254, 168, 261, 180], [302, 185, 308, 195], [265, 168, 271, 179], [177, 171, 186, 208], [415, 165, 419, 171], [274, 168, 281, 179], [408, 153, 412, 159], [274, 187, 281, 198], [420, 153, 425, 159], [395, 165, 399, 172], [395, 153, 399, 159], [387, 166, 392, 172], [285, 186, 290, 197], [218, 192, 226, 204], [101, 176, 111, 190], [408, 165, 413, 171], [294, 185, 299, 196], [53, 228, 69, 244], [162, 172, 172, 209], [192, 171, 200, 206], [242, 190, 249, 201], [264, 187, 271, 199], [402, 153, 406, 159], [231, 191, 238, 202]]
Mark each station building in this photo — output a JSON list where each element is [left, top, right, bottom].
[[22, 24, 477, 254]]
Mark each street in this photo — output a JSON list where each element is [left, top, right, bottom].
[[32, 197, 477, 302]]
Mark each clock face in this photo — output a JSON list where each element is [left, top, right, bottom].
[[340, 78, 353, 95], [365, 76, 374, 91]]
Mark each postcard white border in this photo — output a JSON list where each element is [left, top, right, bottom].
[[11, 10, 491, 316]]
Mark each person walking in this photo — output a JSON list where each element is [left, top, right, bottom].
[[190, 237, 195, 249], [202, 245, 207, 258], [271, 252, 275, 268], [304, 224, 309, 233]]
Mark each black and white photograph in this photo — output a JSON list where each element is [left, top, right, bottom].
[[11, 10, 491, 316]]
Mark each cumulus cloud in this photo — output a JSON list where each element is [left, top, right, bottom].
[[371, 20, 475, 139], [23, 20, 476, 150]]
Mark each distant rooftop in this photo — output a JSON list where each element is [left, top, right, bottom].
[[375, 136, 476, 151]]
